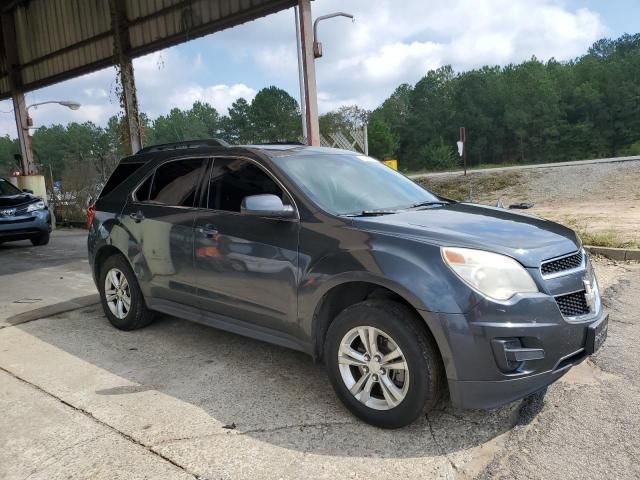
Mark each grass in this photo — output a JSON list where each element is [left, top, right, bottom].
[[416, 171, 526, 203], [561, 218, 640, 249]]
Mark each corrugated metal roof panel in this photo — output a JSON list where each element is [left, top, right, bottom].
[[0, 0, 296, 100]]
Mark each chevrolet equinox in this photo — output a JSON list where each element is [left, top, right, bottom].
[[88, 140, 608, 428]]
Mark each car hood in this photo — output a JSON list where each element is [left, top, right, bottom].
[[353, 203, 580, 267], [0, 192, 38, 208]]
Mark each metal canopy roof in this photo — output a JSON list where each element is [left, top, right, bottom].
[[0, 0, 296, 100]]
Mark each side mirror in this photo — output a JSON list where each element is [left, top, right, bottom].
[[241, 194, 295, 218], [22, 188, 34, 194]]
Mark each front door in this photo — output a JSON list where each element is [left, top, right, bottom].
[[121, 157, 208, 307], [194, 157, 299, 335]]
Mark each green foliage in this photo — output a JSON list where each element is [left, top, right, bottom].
[[367, 114, 398, 159], [0, 135, 19, 174], [377, 33, 640, 171], [249, 86, 301, 142], [418, 141, 459, 171]]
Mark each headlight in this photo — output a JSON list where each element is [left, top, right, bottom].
[[441, 247, 538, 301], [26, 200, 45, 212]]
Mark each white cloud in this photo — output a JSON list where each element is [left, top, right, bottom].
[[169, 84, 257, 113], [0, 0, 608, 136]]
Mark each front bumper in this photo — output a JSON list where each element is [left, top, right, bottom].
[[0, 209, 51, 241], [420, 284, 608, 410]]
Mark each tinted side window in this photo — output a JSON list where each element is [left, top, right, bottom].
[[146, 158, 207, 207], [207, 158, 285, 212], [100, 162, 144, 199]]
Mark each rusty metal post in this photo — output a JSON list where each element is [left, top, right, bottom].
[[110, 0, 142, 154], [1, 13, 34, 174], [12, 91, 34, 174], [298, 0, 320, 146]]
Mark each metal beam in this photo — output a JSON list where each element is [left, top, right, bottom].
[[110, 0, 142, 154], [1, 12, 33, 174], [298, 0, 320, 146], [294, 6, 307, 141]]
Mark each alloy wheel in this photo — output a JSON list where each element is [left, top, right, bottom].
[[104, 268, 131, 320], [337, 326, 410, 410]]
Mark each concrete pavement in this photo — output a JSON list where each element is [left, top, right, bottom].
[[0, 257, 638, 479], [0, 229, 98, 328]]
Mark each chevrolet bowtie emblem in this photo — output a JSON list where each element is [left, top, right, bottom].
[[583, 278, 595, 310]]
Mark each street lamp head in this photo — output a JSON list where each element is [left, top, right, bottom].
[[59, 101, 81, 110]]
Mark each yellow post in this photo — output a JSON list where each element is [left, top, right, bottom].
[[382, 159, 398, 171], [16, 175, 48, 205]]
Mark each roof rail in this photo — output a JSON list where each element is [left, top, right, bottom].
[[256, 141, 306, 146], [136, 138, 231, 154]]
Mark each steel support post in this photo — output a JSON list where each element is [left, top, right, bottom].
[[110, 0, 142, 154], [298, 0, 320, 146], [1, 13, 34, 174]]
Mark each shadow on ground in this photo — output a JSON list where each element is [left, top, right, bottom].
[[12, 304, 532, 460]]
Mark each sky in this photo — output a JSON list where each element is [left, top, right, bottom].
[[0, 0, 638, 137]]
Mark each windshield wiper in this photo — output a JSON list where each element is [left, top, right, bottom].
[[407, 200, 451, 209], [342, 210, 399, 217]]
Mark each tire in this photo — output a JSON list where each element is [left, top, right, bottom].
[[325, 299, 444, 428], [30, 232, 50, 246], [98, 254, 154, 331]]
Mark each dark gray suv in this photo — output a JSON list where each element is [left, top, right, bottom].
[[88, 140, 608, 428]]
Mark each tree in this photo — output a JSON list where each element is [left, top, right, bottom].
[[249, 86, 301, 142], [223, 98, 252, 143], [0, 135, 20, 175], [367, 114, 398, 159]]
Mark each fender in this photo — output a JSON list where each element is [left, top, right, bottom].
[[89, 212, 152, 297]]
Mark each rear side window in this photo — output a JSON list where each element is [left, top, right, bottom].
[[142, 158, 207, 207], [100, 162, 144, 198]]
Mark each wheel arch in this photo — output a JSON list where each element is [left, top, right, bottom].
[[92, 244, 127, 283], [310, 278, 445, 369]]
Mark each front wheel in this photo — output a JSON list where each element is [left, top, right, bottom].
[[325, 300, 444, 428], [30, 232, 50, 246]]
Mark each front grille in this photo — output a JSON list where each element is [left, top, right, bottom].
[[541, 251, 583, 276], [555, 291, 590, 317], [14, 205, 30, 216], [0, 216, 35, 224]]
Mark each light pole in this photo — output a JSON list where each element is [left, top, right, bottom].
[[294, 2, 354, 146], [312, 12, 354, 59], [27, 100, 81, 112], [23, 100, 82, 174]]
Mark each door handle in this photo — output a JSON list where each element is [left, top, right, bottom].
[[129, 211, 144, 223], [197, 224, 218, 236]]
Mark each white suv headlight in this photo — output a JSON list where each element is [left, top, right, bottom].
[[441, 247, 538, 301], [26, 200, 46, 212]]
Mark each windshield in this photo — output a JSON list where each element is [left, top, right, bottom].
[[0, 178, 22, 196], [275, 153, 440, 215]]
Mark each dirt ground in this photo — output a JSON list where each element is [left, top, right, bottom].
[[420, 160, 640, 248]]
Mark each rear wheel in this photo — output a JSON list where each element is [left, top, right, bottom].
[[325, 300, 444, 428], [98, 255, 154, 331], [30, 232, 50, 246]]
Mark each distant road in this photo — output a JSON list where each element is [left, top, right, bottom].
[[408, 155, 640, 179]]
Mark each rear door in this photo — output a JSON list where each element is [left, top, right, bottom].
[[194, 157, 299, 335], [121, 156, 208, 307]]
